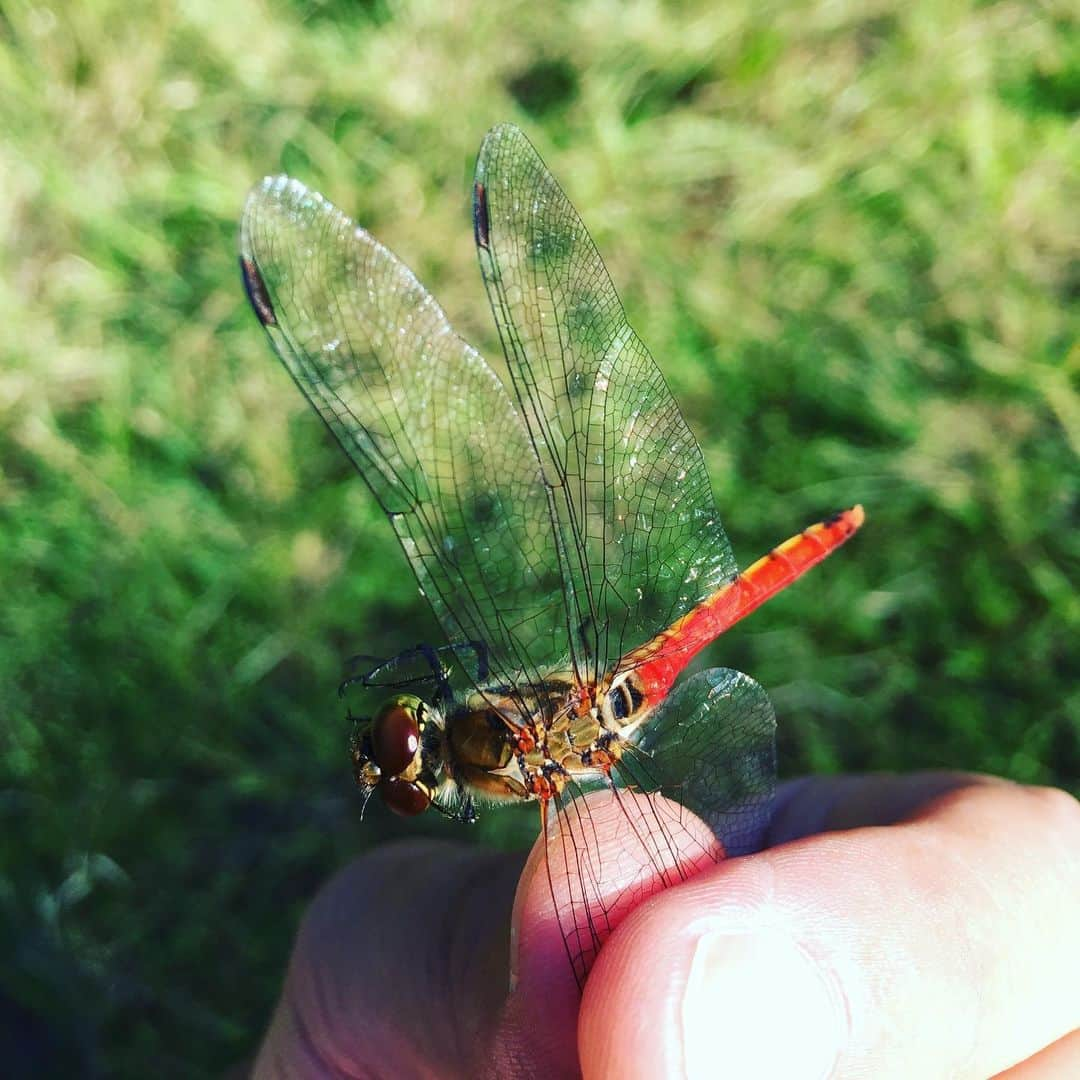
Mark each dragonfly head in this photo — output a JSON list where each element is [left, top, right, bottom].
[[349, 693, 438, 817]]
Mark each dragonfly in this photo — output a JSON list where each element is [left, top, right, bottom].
[[239, 123, 864, 986]]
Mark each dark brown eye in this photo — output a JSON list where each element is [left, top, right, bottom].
[[378, 776, 430, 817], [371, 700, 420, 775]]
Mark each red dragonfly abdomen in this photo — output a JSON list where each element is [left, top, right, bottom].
[[628, 506, 865, 701]]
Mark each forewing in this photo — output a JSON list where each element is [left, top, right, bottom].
[[545, 668, 776, 985], [240, 177, 569, 690], [543, 781, 723, 986], [474, 124, 737, 685]]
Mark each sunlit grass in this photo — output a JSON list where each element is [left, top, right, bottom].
[[1, 0, 1076, 1072]]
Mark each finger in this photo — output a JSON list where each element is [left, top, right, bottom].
[[497, 791, 720, 1078], [992, 1027, 1080, 1079], [254, 839, 524, 1079], [768, 770, 994, 843], [501, 775, 994, 1075], [578, 782, 1080, 1079]]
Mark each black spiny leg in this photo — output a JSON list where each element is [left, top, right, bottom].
[[338, 640, 490, 700], [430, 790, 478, 825]]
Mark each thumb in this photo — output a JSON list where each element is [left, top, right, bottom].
[[577, 781, 1080, 1079]]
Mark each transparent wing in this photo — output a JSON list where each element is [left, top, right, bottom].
[[474, 124, 738, 687], [546, 668, 776, 984], [623, 668, 776, 855], [240, 177, 572, 693]]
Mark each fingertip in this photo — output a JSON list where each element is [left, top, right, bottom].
[[506, 791, 724, 1076], [577, 862, 849, 1080], [582, 782, 1080, 1080]]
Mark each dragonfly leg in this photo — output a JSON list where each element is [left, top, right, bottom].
[[343, 651, 386, 673], [430, 789, 478, 825], [396, 643, 455, 706], [338, 641, 489, 700], [423, 640, 490, 687], [460, 639, 490, 683], [338, 644, 448, 698], [339, 648, 433, 697], [338, 652, 388, 697]]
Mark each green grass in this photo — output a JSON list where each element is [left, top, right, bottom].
[[1, 0, 1077, 1074]]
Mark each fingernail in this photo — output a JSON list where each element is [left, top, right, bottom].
[[682, 929, 847, 1080]]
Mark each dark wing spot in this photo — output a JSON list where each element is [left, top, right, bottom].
[[473, 182, 490, 250], [240, 256, 277, 326]]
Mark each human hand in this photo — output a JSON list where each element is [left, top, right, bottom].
[[252, 774, 1080, 1079]]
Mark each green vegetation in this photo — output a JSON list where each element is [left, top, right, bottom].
[[1, 0, 1076, 1073]]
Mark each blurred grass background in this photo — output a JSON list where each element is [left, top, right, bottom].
[[1, 0, 1076, 1073]]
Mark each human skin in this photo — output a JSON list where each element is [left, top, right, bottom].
[[252, 774, 1080, 1079]]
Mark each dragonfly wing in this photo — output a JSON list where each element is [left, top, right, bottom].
[[474, 124, 737, 685], [545, 780, 723, 987], [240, 177, 570, 690], [544, 667, 775, 985], [623, 667, 777, 856]]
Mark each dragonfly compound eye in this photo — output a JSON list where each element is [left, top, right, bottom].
[[371, 695, 423, 776], [378, 776, 431, 817]]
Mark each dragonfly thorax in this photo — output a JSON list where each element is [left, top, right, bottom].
[[350, 669, 654, 821], [445, 690, 623, 808]]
